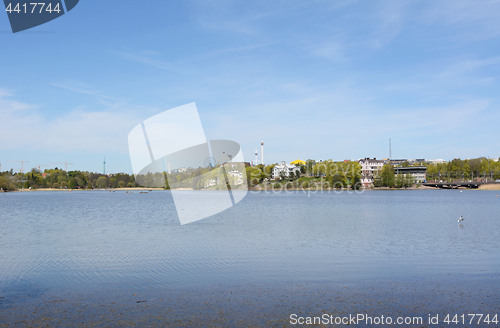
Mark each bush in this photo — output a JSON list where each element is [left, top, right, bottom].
[[0, 176, 15, 191]]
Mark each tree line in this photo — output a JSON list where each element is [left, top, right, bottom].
[[374, 157, 500, 188], [245, 159, 362, 190], [0, 168, 138, 191], [1, 157, 498, 191]]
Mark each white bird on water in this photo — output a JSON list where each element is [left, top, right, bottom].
[[458, 216, 464, 222]]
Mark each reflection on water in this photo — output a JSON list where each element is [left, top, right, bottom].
[[0, 190, 499, 291]]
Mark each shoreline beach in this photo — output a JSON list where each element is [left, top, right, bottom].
[[6, 183, 500, 192]]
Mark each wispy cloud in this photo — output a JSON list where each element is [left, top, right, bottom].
[[421, 0, 500, 42], [0, 87, 12, 98], [0, 88, 37, 111], [111, 50, 179, 72], [50, 81, 97, 96], [193, 0, 271, 35], [367, 0, 408, 48], [202, 42, 278, 56], [309, 41, 346, 62], [439, 56, 500, 82], [0, 89, 143, 154]]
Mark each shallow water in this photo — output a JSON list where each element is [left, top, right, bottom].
[[1, 189, 499, 292]]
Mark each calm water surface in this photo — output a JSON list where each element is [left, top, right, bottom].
[[1, 190, 499, 292]]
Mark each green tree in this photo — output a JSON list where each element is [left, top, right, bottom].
[[263, 164, 275, 179], [57, 173, 68, 184], [305, 159, 316, 175], [463, 162, 471, 179], [380, 165, 395, 187], [350, 173, 361, 189], [245, 167, 262, 188], [96, 176, 107, 188], [118, 180, 125, 188], [68, 178, 77, 189], [427, 164, 438, 181], [329, 174, 343, 189], [0, 176, 15, 191]]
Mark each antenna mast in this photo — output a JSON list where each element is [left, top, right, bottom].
[[389, 138, 392, 162], [261, 141, 264, 166]]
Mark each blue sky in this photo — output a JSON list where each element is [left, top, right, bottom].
[[1, 0, 500, 173]]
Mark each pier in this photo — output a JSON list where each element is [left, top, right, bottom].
[[423, 181, 483, 189]]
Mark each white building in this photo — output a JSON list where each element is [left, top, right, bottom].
[[394, 166, 427, 183], [272, 162, 300, 180], [204, 178, 219, 188], [228, 170, 244, 185], [407, 159, 426, 165], [427, 159, 446, 164], [358, 158, 385, 188]]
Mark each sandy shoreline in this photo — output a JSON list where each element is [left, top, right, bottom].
[[13, 187, 168, 192], [7, 184, 500, 192], [478, 184, 500, 190]]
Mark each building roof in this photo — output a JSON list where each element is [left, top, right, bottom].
[[359, 157, 385, 164], [274, 164, 297, 169], [290, 159, 306, 165], [394, 166, 427, 173]]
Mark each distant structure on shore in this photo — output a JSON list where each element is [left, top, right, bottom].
[[9, 160, 29, 174], [261, 141, 264, 165], [359, 157, 429, 188], [359, 158, 385, 188], [49, 161, 73, 172], [273, 161, 300, 180], [103, 157, 106, 175], [290, 159, 306, 166]]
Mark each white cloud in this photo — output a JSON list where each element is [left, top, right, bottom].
[[0, 88, 37, 112], [0, 90, 143, 154]]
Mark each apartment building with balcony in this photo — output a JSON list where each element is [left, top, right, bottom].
[[358, 157, 385, 188]]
